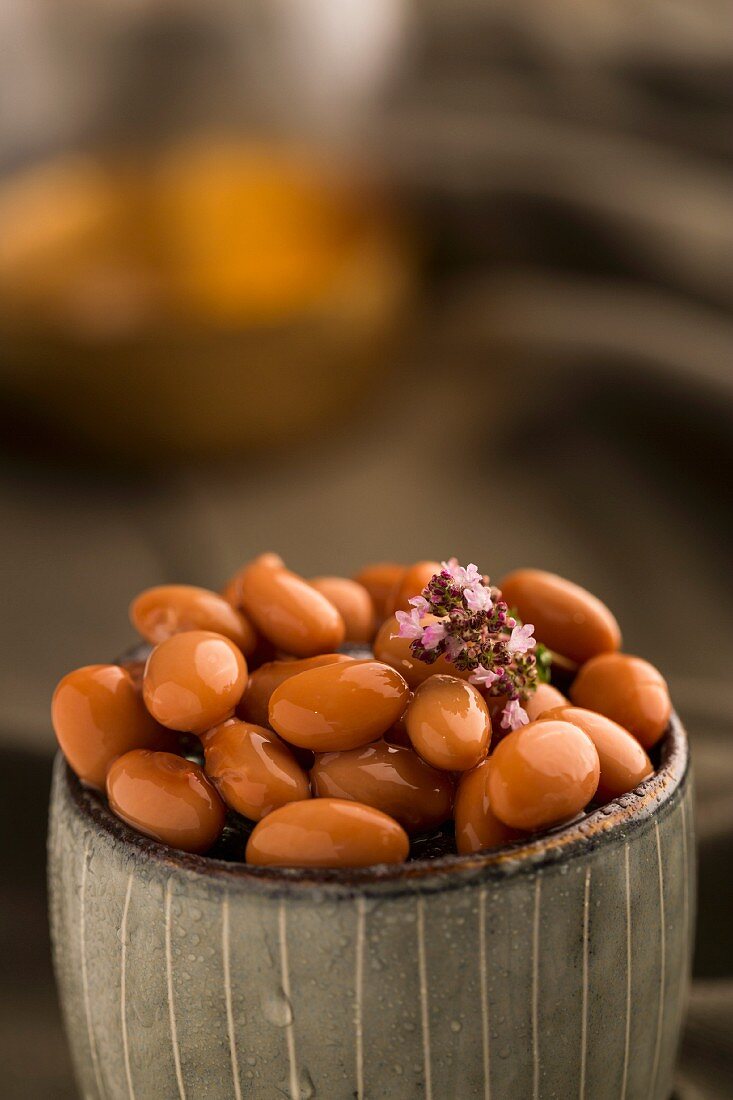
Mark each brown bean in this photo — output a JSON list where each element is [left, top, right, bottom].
[[236, 555, 345, 657], [245, 798, 409, 867], [454, 759, 525, 854], [52, 664, 176, 790], [352, 562, 405, 621], [221, 553, 285, 608], [202, 720, 310, 820], [386, 560, 441, 616], [405, 675, 491, 772], [486, 682, 568, 752], [383, 696, 413, 747], [130, 584, 257, 655], [539, 707, 653, 802], [143, 630, 247, 733], [488, 720, 600, 830], [373, 615, 473, 689], [499, 569, 621, 665], [488, 686, 567, 748], [311, 741, 453, 833], [242, 634, 279, 672], [486, 693, 509, 727], [569, 653, 671, 750], [237, 653, 352, 728], [118, 657, 146, 688], [525, 682, 568, 721], [269, 660, 410, 751], [309, 576, 376, 643], [106, 749, 225, 853]]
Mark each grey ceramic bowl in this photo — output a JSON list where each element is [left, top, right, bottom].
[[48, 715, 693, 1100]]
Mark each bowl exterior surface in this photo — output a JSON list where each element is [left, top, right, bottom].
[[49, 746, 694, 1100]]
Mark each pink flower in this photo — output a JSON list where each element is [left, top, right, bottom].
[[401, 556, 541, 710], [440, 557, 461, 580], [464, 582, 493, 613], [421, 620, 448, 650], [408, 595, 430, 617], [445, 636, 465, 661], [393, 608, 424, 641], [440, 558, 482, 589], [506, 622, 535, 656], [459, 562, 483, 587], [501, 699, 530, 731], [469, 666, 500, 689]]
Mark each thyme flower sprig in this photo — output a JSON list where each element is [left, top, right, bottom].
[[392, 558, 540, 730]]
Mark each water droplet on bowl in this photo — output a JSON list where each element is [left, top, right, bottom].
[[299, 1067, 315, 1098], [263, 987, 293, 1028]]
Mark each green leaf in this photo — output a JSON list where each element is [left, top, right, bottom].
[[535, 643, 552, 684]]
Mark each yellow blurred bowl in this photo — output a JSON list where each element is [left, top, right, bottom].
[[0, 141, 414, 458]]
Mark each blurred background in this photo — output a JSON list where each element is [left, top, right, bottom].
[[0, 1, 731, 1096]]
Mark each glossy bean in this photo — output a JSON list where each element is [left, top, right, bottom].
[[269, 660, 410, 751], [118, 657, 146, 688], [405, 675, 491, 772], [242, 634, 279, 672], [106, 749, 225, 853], [202, 720, 310, 820], [245, 798, 409, 867], [487, 682, 569, 748], [237, 555, 345, 657], [525, 682, 568, 721], [383, 696, 413, 747], [352, 562, 405, 621], [539, 706, 653, 802], [143, 630, 247, 733], [130, 583, 257, 655], [309, 576, 376, 643], [454, 759, 525, 854], [488, 720, 600, 830], [52, 664, 175, 790], [311, 741, 453, 833], [570, 653, 671, 750], [486, 693, 509, 728], [221, 552, 285, 608], [499, 569, 621, 665], [386, 560, 441, 616], [237, 653, 352, 728]]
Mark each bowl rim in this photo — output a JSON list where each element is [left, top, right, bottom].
[[57, 711, 689, 897]]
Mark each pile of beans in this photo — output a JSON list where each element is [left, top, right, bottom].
[[51, 555, 670, 868]]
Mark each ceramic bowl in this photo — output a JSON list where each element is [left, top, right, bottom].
[[48, 714, 693, 1100]]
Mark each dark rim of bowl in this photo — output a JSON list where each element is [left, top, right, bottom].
[[59, 711, 689, 897]]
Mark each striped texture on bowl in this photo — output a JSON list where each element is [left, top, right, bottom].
[[48, 716, 693, 1100]]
